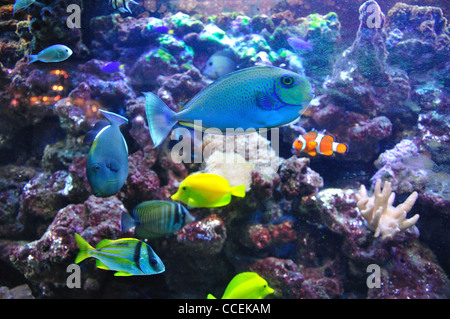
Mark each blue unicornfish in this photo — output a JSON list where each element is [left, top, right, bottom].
[[86, 109, 129, 197], [74, 233, 165, 276], [109, 0, 138, 14], [27, 44, 73, 63], [121, 200, 195, 239], [144, 66, 315, 148]]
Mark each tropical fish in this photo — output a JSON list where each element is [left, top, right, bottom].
[[13, 0, 41, 15], [287, 36, 313, 51], [101, 61, 124, 73], [74, 233, 165, 276], [144, 66, 314, 148], [171, 173, 246, 208], [203, 50, 237, 80], [293, 131, 348, 156], [27, 44, 73, 63], [207, 272, 274, 299], [109, 0, 138, 14], [121, 200, 195, 239], [86, 110, 129, 197]]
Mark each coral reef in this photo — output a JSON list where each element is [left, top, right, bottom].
[[0, 0, 449, 300], [356, 180, 420, 240]]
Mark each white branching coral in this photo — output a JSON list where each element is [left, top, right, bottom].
[[355, 179, 420, 240]]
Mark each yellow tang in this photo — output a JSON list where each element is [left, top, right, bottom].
[[171, 173, 245, 208], [207, 272, 274, 299]]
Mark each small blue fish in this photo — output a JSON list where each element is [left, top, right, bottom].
[[75, 233, 165, 276], [203, 50, 237, 80], [86, 110, 129, 197], [109, 0, 138, 14], [153, 25, 170, 33], [27, 44, 73, 63], [101, 62, 124, 73], [121, 200, 195, 239], [287, 37, 313, 51]]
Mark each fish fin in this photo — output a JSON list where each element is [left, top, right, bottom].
[[322, 150, 334, 156], [222, 272, 260, 297], [307, 150, 317, 156], [120, 212, 136, 233], [74, 233, 94, 264], [144, 92, 177, 148], [27, 55, 39, 64], [207, 294, 217, 299], [96, 259, 110, 270], [95, 239, 114, 250], [231, 184, 246, 198], [107, 158, 121, 172], [134, 227, 158, 239], [336, 143, 348, 154], [187, 198, 198, 209], [114, 271, 133, 276], [255, 92, 283, 111], [84, 120, 110, 144], [100, 109, 128, 126], [209, 195, 232, 207]]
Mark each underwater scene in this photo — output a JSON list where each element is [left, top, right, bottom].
[[0, 0, 449, 300]]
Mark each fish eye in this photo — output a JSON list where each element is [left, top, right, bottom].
[[281, 75, 295, 88], [92, 164, 101, 171], [208, 62, 213, 66], [181, 186, 187, 191]]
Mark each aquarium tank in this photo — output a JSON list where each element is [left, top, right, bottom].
[[0, 0, 449, 301]]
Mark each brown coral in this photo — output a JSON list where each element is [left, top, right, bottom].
[[355, 179, 420, 240]]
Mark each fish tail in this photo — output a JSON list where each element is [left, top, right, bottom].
[[27, 55, 39, 64], [144, 92, 177, 148], [207, 294, 217, 299], [231, 184, 246, 198], [120, 211, 136, 233], [74, 233, 94, 264], [335, 143, 348, 154]]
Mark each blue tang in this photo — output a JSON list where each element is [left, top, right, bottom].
[[144, 66, 315, 148], [28, 44, 73, 63], [75, 233, 165, 276], [86, 109, 129, 197]]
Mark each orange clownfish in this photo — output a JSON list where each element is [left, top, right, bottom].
[[293, 131, 348, 156]]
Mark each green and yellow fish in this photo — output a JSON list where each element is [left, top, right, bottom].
[[171, 173, 245, 208], [207, 272, 274, 299], [74, 233, 165, 276], [121, 200, 195, 239], [145, 66, 314, 148]]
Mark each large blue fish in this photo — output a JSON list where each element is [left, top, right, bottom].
[[75, 234, 165, 276], [86, 110, 129, 197], [144, 66, 314, 148]]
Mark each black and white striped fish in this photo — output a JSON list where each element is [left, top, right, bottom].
[[121, 200, 195, 239], [109, 0, 139, 14]]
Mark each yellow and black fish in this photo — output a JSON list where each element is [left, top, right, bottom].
[[75, 233, 165, 276], [109, 0, 138, 14]]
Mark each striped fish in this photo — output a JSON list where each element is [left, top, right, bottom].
[[121, 201, 195, 239], [74, 233, 165, 276], [109, 0, 138, 14]]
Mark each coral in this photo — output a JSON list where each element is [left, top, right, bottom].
[[355, 179, 420, 240], [279, 156, 323, 200], [242, 219, 297, 250], [7, 195, 126, 298]]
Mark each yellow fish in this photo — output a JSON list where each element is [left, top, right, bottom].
[[171, 173, 245, 208], [207, 272, 274, 299]]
